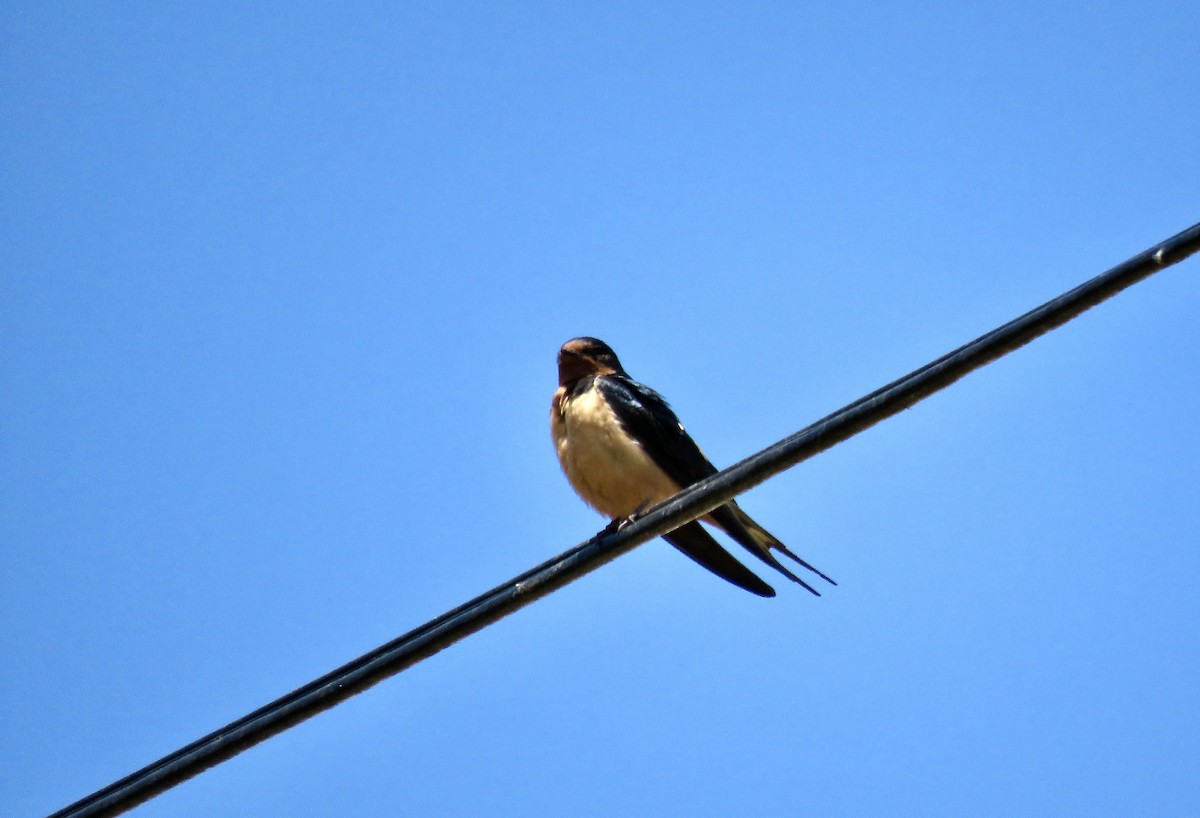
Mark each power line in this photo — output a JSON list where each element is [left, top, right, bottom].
[[50, 222, 1200, 818]]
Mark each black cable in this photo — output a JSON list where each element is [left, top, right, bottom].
[[49, 222, 1200, 818]]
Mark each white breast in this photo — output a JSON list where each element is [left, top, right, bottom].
[[551, 384, 679, 519]]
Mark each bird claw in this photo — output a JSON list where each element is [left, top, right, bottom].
[[602, 500, 652, 535]]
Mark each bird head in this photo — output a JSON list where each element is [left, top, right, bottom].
[[557, 337, 626, 387]]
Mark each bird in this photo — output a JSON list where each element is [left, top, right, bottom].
[[550, 336, 835, 598]]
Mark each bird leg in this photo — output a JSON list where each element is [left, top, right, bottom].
[[601, 500, 653, 534]]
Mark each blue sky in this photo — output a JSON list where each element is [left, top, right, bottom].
[[3, 3, 1198, 816]]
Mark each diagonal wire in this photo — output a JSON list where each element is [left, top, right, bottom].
[[49, 221, 1200, 818]]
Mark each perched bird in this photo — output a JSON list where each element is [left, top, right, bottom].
[[550, 336, 835, 598]]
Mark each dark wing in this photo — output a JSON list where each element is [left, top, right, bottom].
[[595, 375, 780, 596], [663, 522, 776, 598], [598, 375, 835, 595], [595, 375, 719, 489]]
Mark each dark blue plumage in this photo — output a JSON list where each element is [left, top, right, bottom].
[[552, 337, 835, 597]]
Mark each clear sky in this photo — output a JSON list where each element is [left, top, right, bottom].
[[3, 3, 1198, 816]]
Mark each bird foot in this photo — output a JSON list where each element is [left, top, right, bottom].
[[602, 501, 652, 535]]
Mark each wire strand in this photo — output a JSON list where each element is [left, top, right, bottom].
[[49, 221, 1200, 818]]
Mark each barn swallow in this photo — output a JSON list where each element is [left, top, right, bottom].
[[551, 336, 835, 598]]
